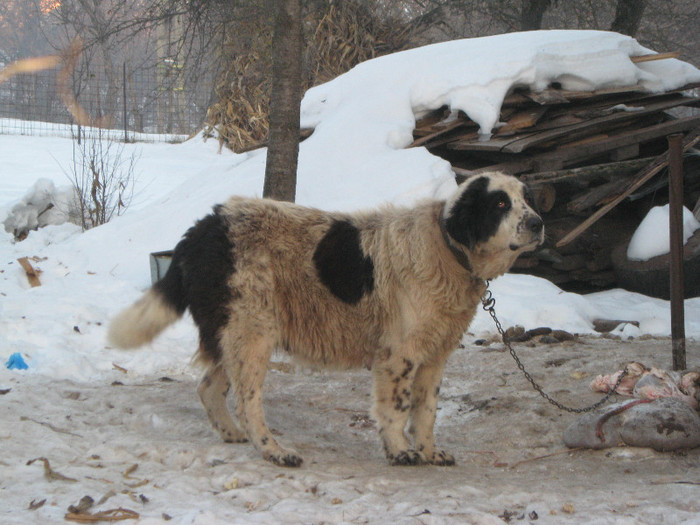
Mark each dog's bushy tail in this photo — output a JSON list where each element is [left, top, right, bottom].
[[108, 254, 188, 349]]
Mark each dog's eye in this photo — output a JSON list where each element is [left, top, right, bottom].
[[497, 200, 507, 209]]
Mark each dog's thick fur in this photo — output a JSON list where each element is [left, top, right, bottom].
[[109, 172, 544, 467]]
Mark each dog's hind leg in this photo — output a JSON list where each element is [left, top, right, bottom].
[[197, 363, 247, 443], [224, 335, 303, 468], [408, 360, 455, 466], [372, 354, 422, 465]]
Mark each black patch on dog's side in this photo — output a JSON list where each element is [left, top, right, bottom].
[[445, 176, 511, 249], [155, 206, 235, 362], [313, 220, 374, 305]]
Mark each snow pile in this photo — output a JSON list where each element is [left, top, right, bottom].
[[2, 178, 79, 239], [627, 204, 700, 261], [299, 30, 700, 210], [1, 30, 700, 382]]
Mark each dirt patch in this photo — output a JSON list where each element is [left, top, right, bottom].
[[1, 336, 699, 523]]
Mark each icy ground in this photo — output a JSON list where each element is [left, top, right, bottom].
[[2, 337, 699, 524]]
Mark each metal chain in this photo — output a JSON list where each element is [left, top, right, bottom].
[[480, 279, 627, 413]]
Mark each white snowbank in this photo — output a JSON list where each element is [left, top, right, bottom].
[[626, 204, 700, 261], [2, 178, 78, 238], [1, 30, 700, 384]]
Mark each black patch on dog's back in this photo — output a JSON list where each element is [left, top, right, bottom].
[[313, 220, 374, 305], [156, 206, 235, 362], [445, 176, 511, 249]]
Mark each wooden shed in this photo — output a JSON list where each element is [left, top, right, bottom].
[[409, 60, 700, 296]]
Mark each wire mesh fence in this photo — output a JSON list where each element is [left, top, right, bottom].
[[0, 61, 215, 143]]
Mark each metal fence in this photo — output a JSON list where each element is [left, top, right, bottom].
[[0, 62, 215, 143]]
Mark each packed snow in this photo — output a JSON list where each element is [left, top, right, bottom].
[[2, 30, 700, 524], [626, 204, 700, 261]]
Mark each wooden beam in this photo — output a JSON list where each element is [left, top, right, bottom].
[[536, 115, 700, 171], [448, 95, 697, 154], [631, 52, 680, 63], [17, 257, 41, 287], [521, 158, 652, 185], [556, 129, 700, 247]]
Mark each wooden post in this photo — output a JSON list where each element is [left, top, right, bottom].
[[123, 62, 128, 143], [667, 133, 686, 371]]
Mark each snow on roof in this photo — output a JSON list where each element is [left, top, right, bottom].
[[297, 30, 700, 210], [302, 30, 700, 136]]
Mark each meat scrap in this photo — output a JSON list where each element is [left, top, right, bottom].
[[590, 363, 700, 409]]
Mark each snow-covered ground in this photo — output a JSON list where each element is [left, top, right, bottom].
[[2, 30, 700, 524]]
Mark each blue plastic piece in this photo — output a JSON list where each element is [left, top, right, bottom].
[[6, 353, 28, 370]]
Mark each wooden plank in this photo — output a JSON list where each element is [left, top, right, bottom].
[[409, 119, 473, 148], [521, 158, 653, 185], [501, 85, 644, 107], [496, 106, 549, 136], [448, 95, 697, 154], [542, 115, 700, 169], [455, 116, 700, 180], [556, 128, 700, 247], [17, 257, 41, 287], [567, 178, 632, 214], [631, 52, 680, 63], [501, 81, 700, 108], [610, 143, 640, 161]]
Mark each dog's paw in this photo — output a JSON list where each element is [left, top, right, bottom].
[[265, 449, 304, 468], [427, 450, 455, 466], [387, 449, 424, 466], [222, 434, 248, 444], [212, 421, 248, 443]]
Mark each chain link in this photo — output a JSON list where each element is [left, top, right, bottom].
[[480, 280, 627, 414]]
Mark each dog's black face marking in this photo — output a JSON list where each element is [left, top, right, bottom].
[[445, 176, 512, 249], [313, 220, 375, 305], [156, 206, 235, 362]]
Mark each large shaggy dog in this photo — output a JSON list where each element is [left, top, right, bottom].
[[109, 172, 544, 467]]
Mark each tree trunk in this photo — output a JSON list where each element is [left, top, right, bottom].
[[520, 0, 552, 31], [263, 0, 302, 202], [610, 0, 646, 36]]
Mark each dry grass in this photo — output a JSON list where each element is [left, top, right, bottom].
[[204, 2, 414, 153]]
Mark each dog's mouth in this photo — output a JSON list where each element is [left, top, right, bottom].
[[510, 236, 545, 252]]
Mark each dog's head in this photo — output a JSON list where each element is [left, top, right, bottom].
[[442, 172, 544, 277]]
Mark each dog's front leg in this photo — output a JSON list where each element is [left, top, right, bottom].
[[372, 353, 422, 465], [408, 360, 455, 466]]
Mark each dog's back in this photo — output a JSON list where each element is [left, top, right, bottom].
[[108, 197, 386, 367]]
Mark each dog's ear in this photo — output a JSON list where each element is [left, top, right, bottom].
[[445, 176, 511, 250]]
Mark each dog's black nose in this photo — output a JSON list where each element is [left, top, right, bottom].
[[526, 216, 543, 233]]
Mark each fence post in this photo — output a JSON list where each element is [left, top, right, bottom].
[[667, 133, 685, 371], [123, 62, 129, 143]]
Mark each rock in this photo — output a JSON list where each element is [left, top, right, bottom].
[[564, 398, 700, 451], [504, 325, 525, 341], [551, 330, 575, 342], [593, 319, 640, 333], [526, 327, 552, 337]]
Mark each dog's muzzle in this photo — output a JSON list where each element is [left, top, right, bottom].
[[511, 214, 545, 251]]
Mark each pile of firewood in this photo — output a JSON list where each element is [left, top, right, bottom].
[[411, 61, 700, 293]]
